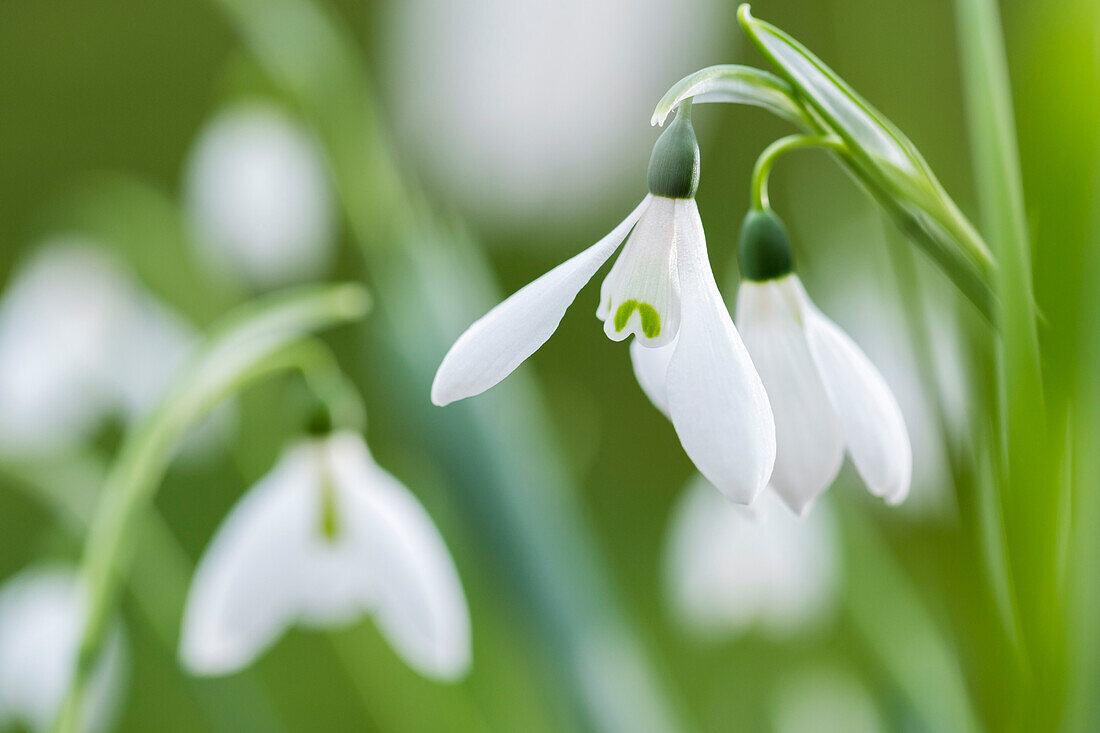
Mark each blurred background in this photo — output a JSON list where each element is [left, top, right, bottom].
[[0, 0, 1097, 731]]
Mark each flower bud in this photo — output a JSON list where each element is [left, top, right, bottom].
[[738, 209, 793, 281], [647, 107, 700, 198]]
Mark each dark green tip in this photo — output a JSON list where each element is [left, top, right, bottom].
[[647, 107, 700, 198], [304, 403, 333, 436], [738, 209, 794, 281]]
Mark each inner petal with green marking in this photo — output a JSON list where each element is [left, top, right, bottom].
[[597, 196, 681, 347]]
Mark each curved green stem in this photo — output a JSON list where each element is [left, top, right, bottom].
[[750, 134, 847, 210], [52, 284, 369, 733]]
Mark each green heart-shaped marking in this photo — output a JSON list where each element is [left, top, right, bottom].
[[614, 299, 661, 339]]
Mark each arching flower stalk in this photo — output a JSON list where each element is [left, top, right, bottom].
[[432, 104, 776, 504]]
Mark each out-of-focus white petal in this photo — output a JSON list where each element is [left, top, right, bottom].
[[629, 336, 676, 417], [0, 567, 126, 733], [662, 477, 838, 638], [432, 198, 648, 406], [383, 0, 728, 227], [0, 243, 131, 456], [180, 433, 471, 681], [664, 201, 775, 504], [327, 432, 471, 680], [772, 667, 883, 733], [799, 284, 912, 504], [597, 196, 680, 347], [184, 103, 336, 287], [736, 277, 844, 515]]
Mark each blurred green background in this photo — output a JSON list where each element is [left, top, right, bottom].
[[1, 0, 1097, 731]]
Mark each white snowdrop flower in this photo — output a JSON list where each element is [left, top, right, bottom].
[[0, 566, 126, 733], [433, 107, 776, 504], [733, 210, 912, 516], [0, 241, 224, 458], [179, 430, 471, 681], [383, 0, 728, 228], [184, 103, 336, 287], [662, 476, 838, 638], [0, 242, 135, 456], [771, 667, 883, 733]]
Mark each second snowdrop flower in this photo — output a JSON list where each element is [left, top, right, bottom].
[[432, 105, 775, 503], [734, 210, 911, 515], [179, 428, 471, 681]]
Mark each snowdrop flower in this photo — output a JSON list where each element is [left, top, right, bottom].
[[184, 103, 336, 287], [0, 241, 218, 458], [733, 210, 912, 515], [433, 107, 775, 503], [179, 429, 471, 681], [662, 476, 838, 638], [0, 566, 126, 733]]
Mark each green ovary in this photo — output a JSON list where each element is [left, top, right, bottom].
[[614, 299, 662, 339]]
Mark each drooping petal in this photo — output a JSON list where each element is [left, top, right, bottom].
[[327, 432, 471, 680], [597, 196, 680, 347], [736, 277, 844, 515], [0, 567, 126, 733], [663, 200, 775, 503], [662, 478, 838, 638], [432, 197, 649, 406], [798, 283, 912, 504], [179, 441, 378, 675], [629, 335, 676, 417]]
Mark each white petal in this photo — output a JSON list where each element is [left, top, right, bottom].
[[184, 103, 336, 287], [663, 200, 775, 503], [662, 478, 838, 638], [432, 197, 649, 406], [597, 196, 680, 347], [327, 432, 471, 680], [799, 284, 912, 504], [736, 277, 844, 515], [629, 335, 676, 417], [0, 566, 125, 733]]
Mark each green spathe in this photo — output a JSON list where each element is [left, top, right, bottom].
[[647, 106, 700, 199], [738, 209, 793, 281]]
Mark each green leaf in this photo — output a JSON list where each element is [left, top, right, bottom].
[[737, 4, 997, 319]]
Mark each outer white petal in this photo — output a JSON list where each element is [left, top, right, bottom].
[[431, 197, 649, 406], [327, 432, 472, 681], [736, 277, 844, 515], [179, 442, 378, 675], [663, 200, 775, 503], [629, 335, 676, 417], [0, 567, 125, 733], [597, 196, 680, 347], [797, 283, 912, 504], [662, 478, 838, 638]]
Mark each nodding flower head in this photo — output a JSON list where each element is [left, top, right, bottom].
[[431, 104, 775, 505], [735, 209, 911, 515]]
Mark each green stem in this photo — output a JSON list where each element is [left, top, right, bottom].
[[52, 285, 369, 733], [953, 0, 1056, 726], [750, 134, 846, 210]]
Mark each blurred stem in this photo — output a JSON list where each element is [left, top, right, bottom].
[[953, 0, 1058, 726], [52, 285, 369, 733], [750, 134, 845, 211]]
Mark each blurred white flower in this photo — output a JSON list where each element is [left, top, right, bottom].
[[733, 211, 911, 516], [0, 566, 126, 733], [382, 0, 729, 228], [183, 103, 336, 287], [771, 667, 883, 733], [0, 241, 208, 457], [179, 430, 471, 681], [662, 476, 839, 639], [434, 112, 775, 504]]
